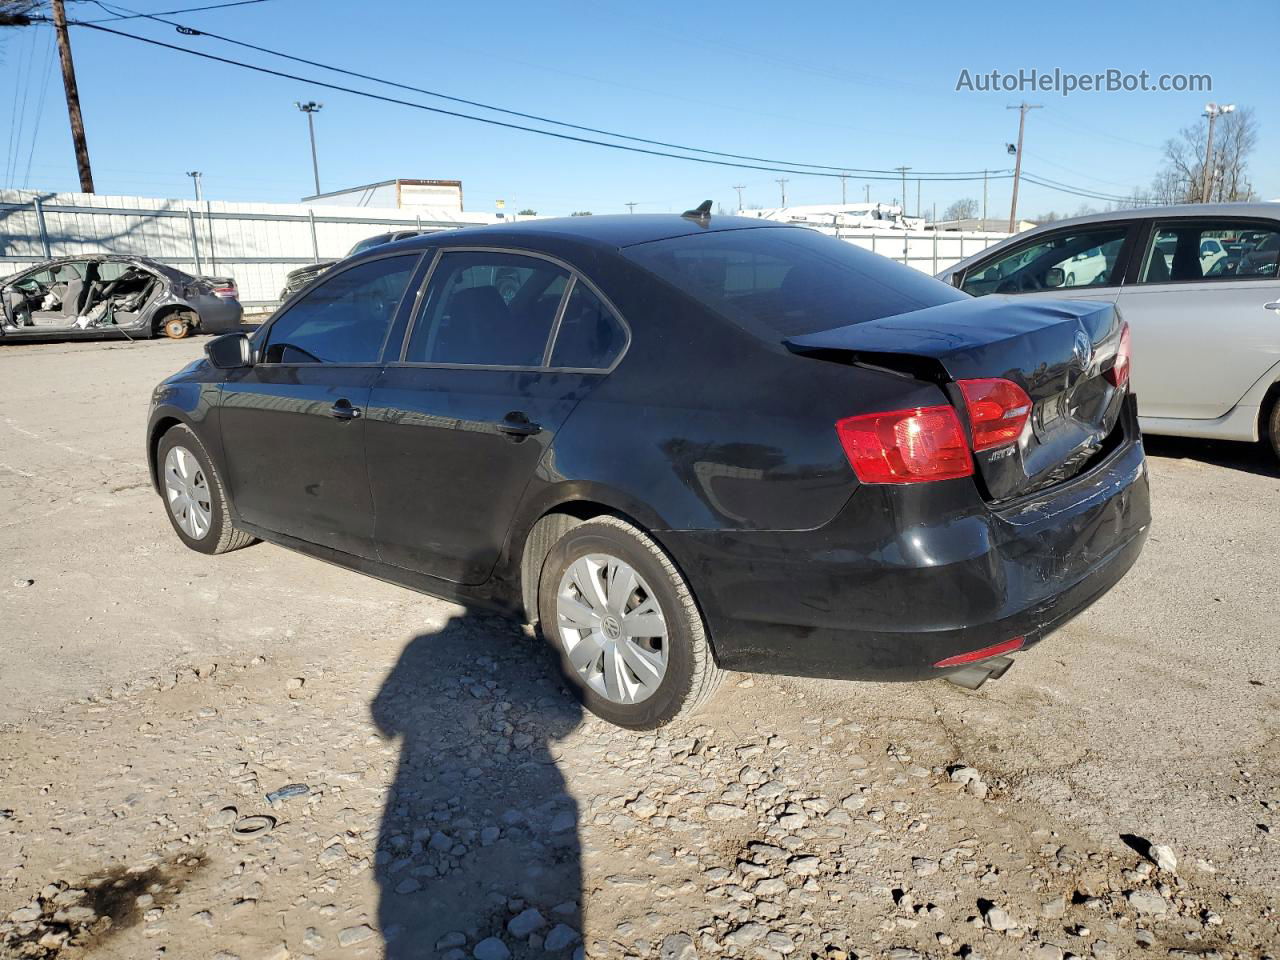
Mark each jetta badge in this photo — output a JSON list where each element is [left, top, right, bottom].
[[1073, 330, 1094, 369]]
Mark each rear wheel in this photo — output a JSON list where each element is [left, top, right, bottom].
[[157, 424, 255, 555], [159, 311, 194, 339], [1266, 390, 1280, 463], [537, 517, 722, 729]]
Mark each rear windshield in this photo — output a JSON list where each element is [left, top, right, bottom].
[[623, 226, 967, 337]]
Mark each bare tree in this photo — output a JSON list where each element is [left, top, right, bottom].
[[1153, 106, 1258, 203], [943, 198, 978, 221]]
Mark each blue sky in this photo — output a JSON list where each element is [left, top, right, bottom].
[[2, 0, 1277, 217]]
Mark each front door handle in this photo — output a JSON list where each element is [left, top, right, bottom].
[[1264, 301, 1280, 312], [495, 411, 540, 439], [329, 398, 362, 421]]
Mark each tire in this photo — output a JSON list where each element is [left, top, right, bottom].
[[537, 516, 723, 729], [1266, 391, 1280, 463], [156, 424, 256, 555]]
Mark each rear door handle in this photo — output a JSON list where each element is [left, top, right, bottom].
[[1265, 301, 1280, 312], [329, 398, 361, 420], [495, 412, 540, 439]]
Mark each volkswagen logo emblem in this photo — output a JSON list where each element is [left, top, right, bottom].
[[1073, 330, 1093, 369]]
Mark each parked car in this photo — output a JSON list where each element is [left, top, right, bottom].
[[1, 255, 242, 340], [148, 213, 1149, 729], [277, 229, 434, 301], [937, 203, 1280, 460]]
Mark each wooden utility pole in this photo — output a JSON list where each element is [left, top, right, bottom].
[[1006, 102, 1041, 232], [51, 0, 94, 193]]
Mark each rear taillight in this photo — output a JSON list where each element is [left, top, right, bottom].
[[212, 285, 237, 299], [835, 406, 974, 484], [1104, 322, 1130, 388], [957, 378, 1032, 451]]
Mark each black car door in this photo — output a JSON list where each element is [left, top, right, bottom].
[[364, 248, 628, 584], [218, 252, 422, 558]]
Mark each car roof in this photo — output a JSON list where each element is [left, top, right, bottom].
[[1016, 201, 1280, 233], [381, 213, 789, 253]]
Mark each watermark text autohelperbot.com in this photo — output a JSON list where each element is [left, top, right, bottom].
[[956, 68, 1211, 97]]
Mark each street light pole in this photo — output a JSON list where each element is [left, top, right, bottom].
[[1200, 102, 1234, 203], [186, 171, 203, 202], [294, 101, 324, 196]]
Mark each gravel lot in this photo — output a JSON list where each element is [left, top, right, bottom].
[[1, 337, 1277, 960]]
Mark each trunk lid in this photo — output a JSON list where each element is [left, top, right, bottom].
[[785, 296, 1129, 501]]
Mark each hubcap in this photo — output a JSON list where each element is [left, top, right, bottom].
[[163, 445, 213, 540], [556, 553, 668, 705]]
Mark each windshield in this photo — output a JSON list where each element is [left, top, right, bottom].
[[623, 226, 967, 337]]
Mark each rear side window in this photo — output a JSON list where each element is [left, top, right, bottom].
[[406, 251, 570, 366], [1140, 221, 1279, 282], [622, 226, 966, 337], [549, 282, 626, 369], [263, 254, 417, 363]]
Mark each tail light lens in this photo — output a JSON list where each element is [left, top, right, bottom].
[[836, 406, 974, 484], [957, 378, 1032, 451], [212, 285, 237, 299], [1104, 322, 1130, 388]]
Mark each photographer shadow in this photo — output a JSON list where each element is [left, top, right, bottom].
[[371, 611, 584, 957]]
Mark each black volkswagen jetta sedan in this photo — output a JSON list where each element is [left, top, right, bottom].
[[147, 212, 1150, 729]]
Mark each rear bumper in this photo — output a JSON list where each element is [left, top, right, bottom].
[[663, 398, 1151, 681], [196, 298, 245, 333]]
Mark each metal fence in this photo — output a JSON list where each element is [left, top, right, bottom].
[[0, 189, 487, 307], [1, 190, 1010, 308]]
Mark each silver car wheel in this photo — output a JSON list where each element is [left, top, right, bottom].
[[556, 553, 669, 705], [163, 445, 213, 540]]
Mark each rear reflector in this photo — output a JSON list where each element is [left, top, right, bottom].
[[934, 635, 1026, 668], [1104, 322, 1130, 388], [836, 405, 974, 484], [957, 378, 1032, 451]]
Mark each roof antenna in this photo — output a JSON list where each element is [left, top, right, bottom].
[[682, 200, 713, 221]]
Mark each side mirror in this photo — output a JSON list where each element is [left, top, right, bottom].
[[1045, 267, 1065, 288], [205, 332, 253, 369]]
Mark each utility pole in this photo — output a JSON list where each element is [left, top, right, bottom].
[[775, 178, 789, 206], [894, 167, 911, 217], [839, 172, 849, 205], [186, 171, 203, 202], [625, 202, 637, 214], [864, 184, 871, 203], [294, 101, 323, 196], [982, 169, 989, 225], [1006, 102, 1041, 232], [731, 184, 746, 211], [51, 0, 94, 193], [1200, 102, 1234, 203], [916, 180, 921, 219]]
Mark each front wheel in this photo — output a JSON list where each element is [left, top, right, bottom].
[[157, 424, 256, 555], [537, 516, 722, 729]]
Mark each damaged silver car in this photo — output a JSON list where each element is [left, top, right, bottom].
[[0, 255, 243, 341]]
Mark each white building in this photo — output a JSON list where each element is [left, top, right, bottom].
[[301, 178, 468, 214]]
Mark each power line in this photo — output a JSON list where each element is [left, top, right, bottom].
[[79, 0, 272, 23], [22, 29, 59, 188], [81, 0, 1002, 180], [59, 18, 1013, 184]]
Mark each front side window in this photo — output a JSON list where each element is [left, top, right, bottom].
[[624, 226, 966, 337], [549, 282, 627, 369], [406, 251, 569, 366], [960, 226, 1128, 296], [1142, 221, 1280, 283], [263, 254, 417, 364]]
